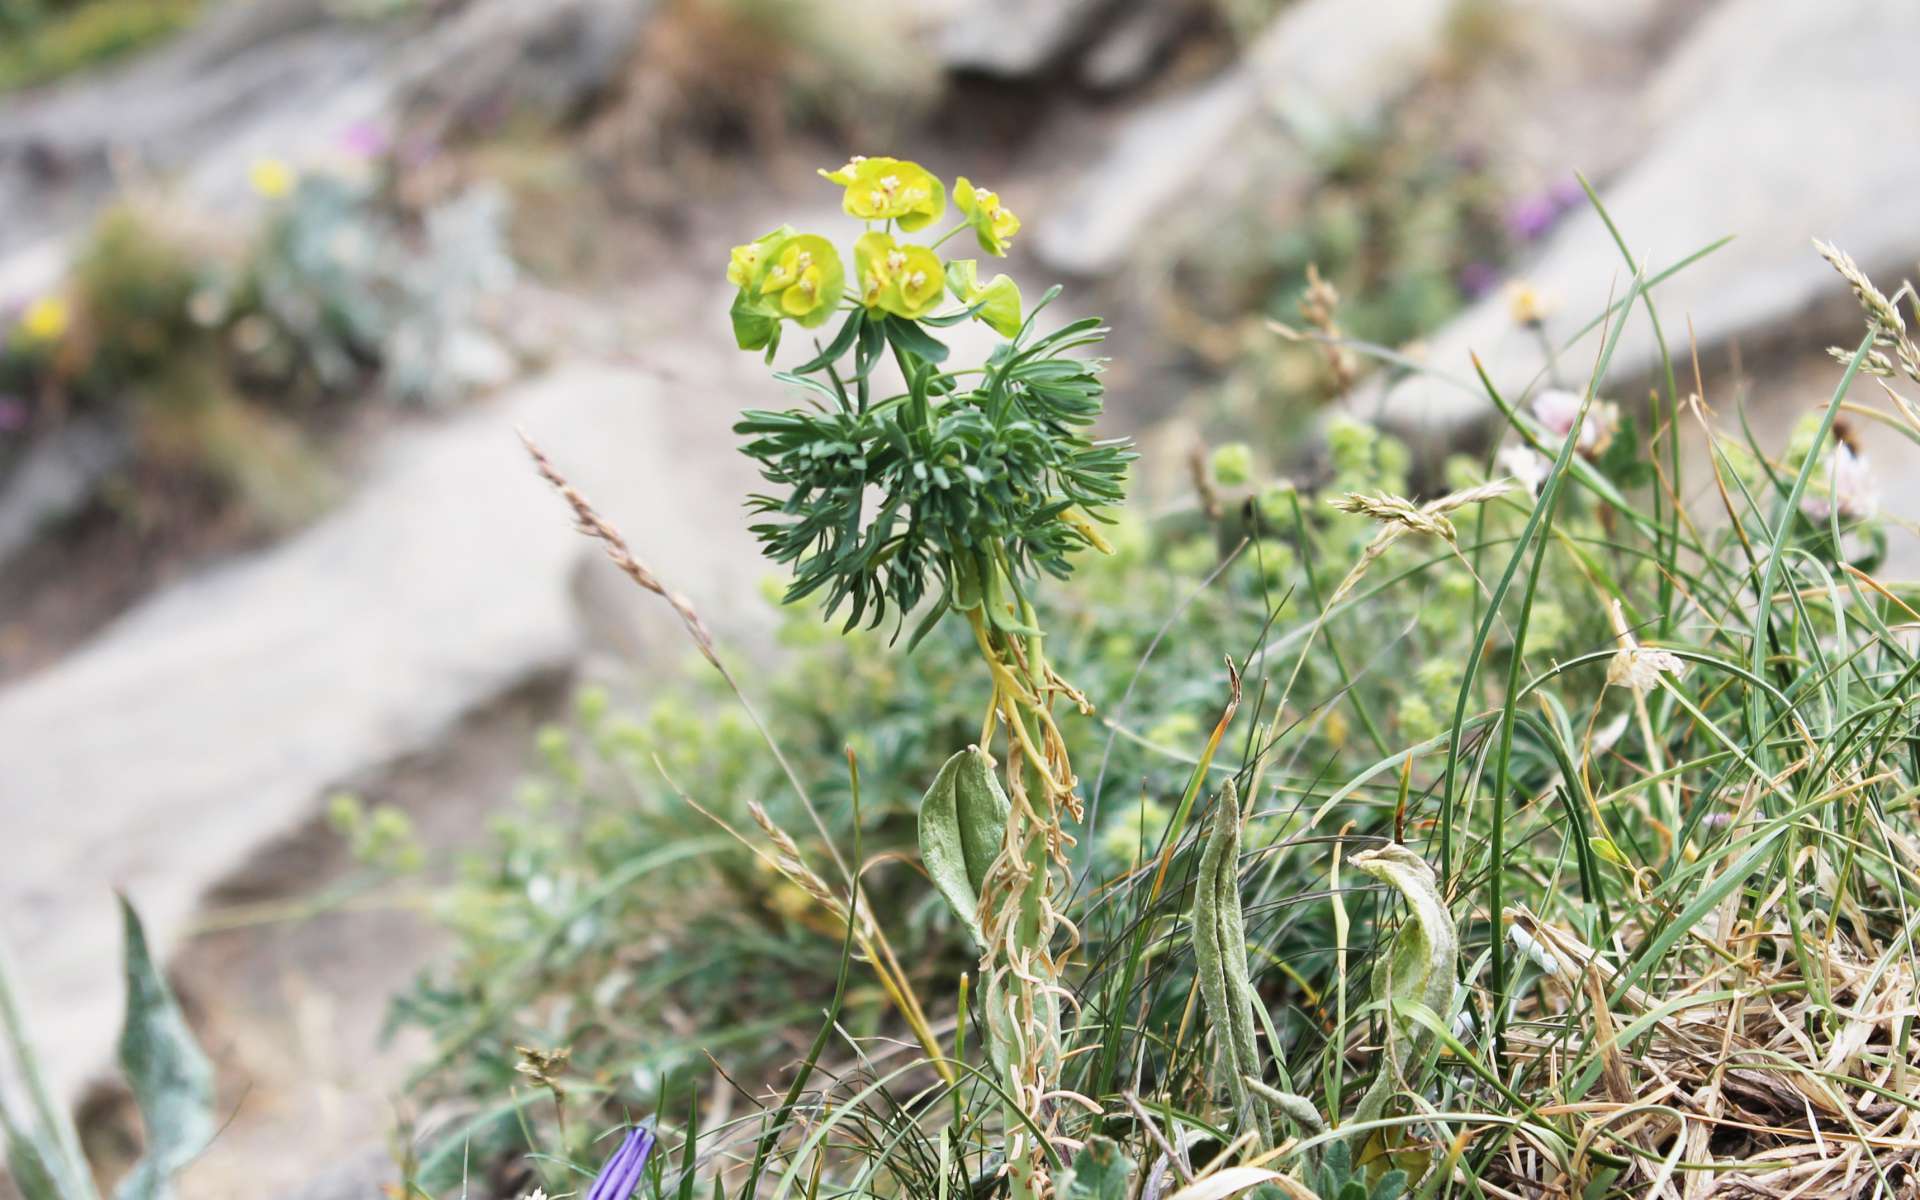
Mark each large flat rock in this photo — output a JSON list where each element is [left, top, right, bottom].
[[0, 356, 765, 1107], [1368, 0, 1920, 447], [1033, 0, 1457, 277]]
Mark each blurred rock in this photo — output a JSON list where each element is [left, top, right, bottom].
[[274, 1147, 395, 1200], [0, 0, 381, 261], [936, 0, 1114, 76], [1079, 0, 1200, 90], [0, 0, 652, 289], [0, 355, 766, 1108], [1035, 0, 1456, 277], [0, 418, 130, 566], [1365, 0, 1920, 452], [397, 0, 652, 140]]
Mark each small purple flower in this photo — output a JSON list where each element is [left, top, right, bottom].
[[1458, 261, 1500, 298], [336, 119, 389, 161], [587, 1126, 656, 1200], [1505, 194, 1560, 242], [1506, 176, 1586, 243]]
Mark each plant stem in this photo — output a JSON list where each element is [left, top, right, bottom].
[[0, 927, 99, 1200]]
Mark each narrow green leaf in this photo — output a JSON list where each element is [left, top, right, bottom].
[[793, 309, 863, 375], [4, 1120, 67, 1200], [885, 315, 951, 364]]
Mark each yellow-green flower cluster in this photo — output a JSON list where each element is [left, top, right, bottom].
[[725, 154, 1027, 354], [954, 178, 1020, 257], [820, 156, 947, 231], [727, 225, 846, 351], [856, 232, 944, 319]]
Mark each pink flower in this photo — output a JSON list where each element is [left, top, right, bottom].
[[1801, 443, 1878, 522], [337, 120, 388, 160], [1530, 388, 1617, 455]]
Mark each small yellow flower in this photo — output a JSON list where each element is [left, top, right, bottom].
[[248, 158, 296, 199], [754, 234, 844, 328], [944, 259, 1022, 338], [819, 156, 945, 232], [19, 295, 69, 342], [1505, 279, 1553, 326], [954, 177, 1020, 256]]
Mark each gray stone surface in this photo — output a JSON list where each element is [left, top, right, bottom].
[[0, 418, 129, 566], [0, 0, 649, 299], [1034, 0, 1456, 276], [1367, 0, 1920, 449], [935, 0, 1113, 76], [0, 354, 766, 1108]]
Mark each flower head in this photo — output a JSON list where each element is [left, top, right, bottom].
[[1606, 599, 1685, 693], [18, 295, 69, 343], [1530, 388, 1617, 456], [728, 229, 842, 350], [854, 232, 941, 319], [1505, 279, 1553, 326], [337, 120, 388, 160], [757, 234, 845, 326], [1209, 442, 1254, 488], [819, 156, 945, 232], [727, 224, 794, 290], [954, 177, 1020, 256], [944, 258, 1022, 337], [586, 1125, 655, 1200], [1496, 444, 1551, 496], [1800, 442, 1878, 523], [249, 158, 296, 199]]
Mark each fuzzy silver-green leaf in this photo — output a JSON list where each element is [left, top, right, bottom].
[[112, 897, 215, 1200], [1348, 845, 1456, 1141], [917, 747, 1009, 951]]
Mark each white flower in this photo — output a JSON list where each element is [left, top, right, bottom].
[[1800, 443, 1878, 522], [1531, 388, 1618, 456], [521, 1191, 549, 1200], [1605, 599, 1685, 692], [1497, 444, 1551, 497]]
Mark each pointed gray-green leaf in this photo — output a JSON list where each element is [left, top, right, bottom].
[[112, 897, 215, 1200], [1348, 845, 1456, 1142], [1058, 1135, 1133, 1200], [917, 747, 1008, 951]]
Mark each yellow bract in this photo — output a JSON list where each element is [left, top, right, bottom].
[[819, 156, 946, 232], [945, 259, 1022, 338], [954, 177, 1020, 256], [756, 235, 844, 327], [854, 232, 942, 320]]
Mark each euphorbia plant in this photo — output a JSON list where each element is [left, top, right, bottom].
[[728, 154, 1131, 1199]]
